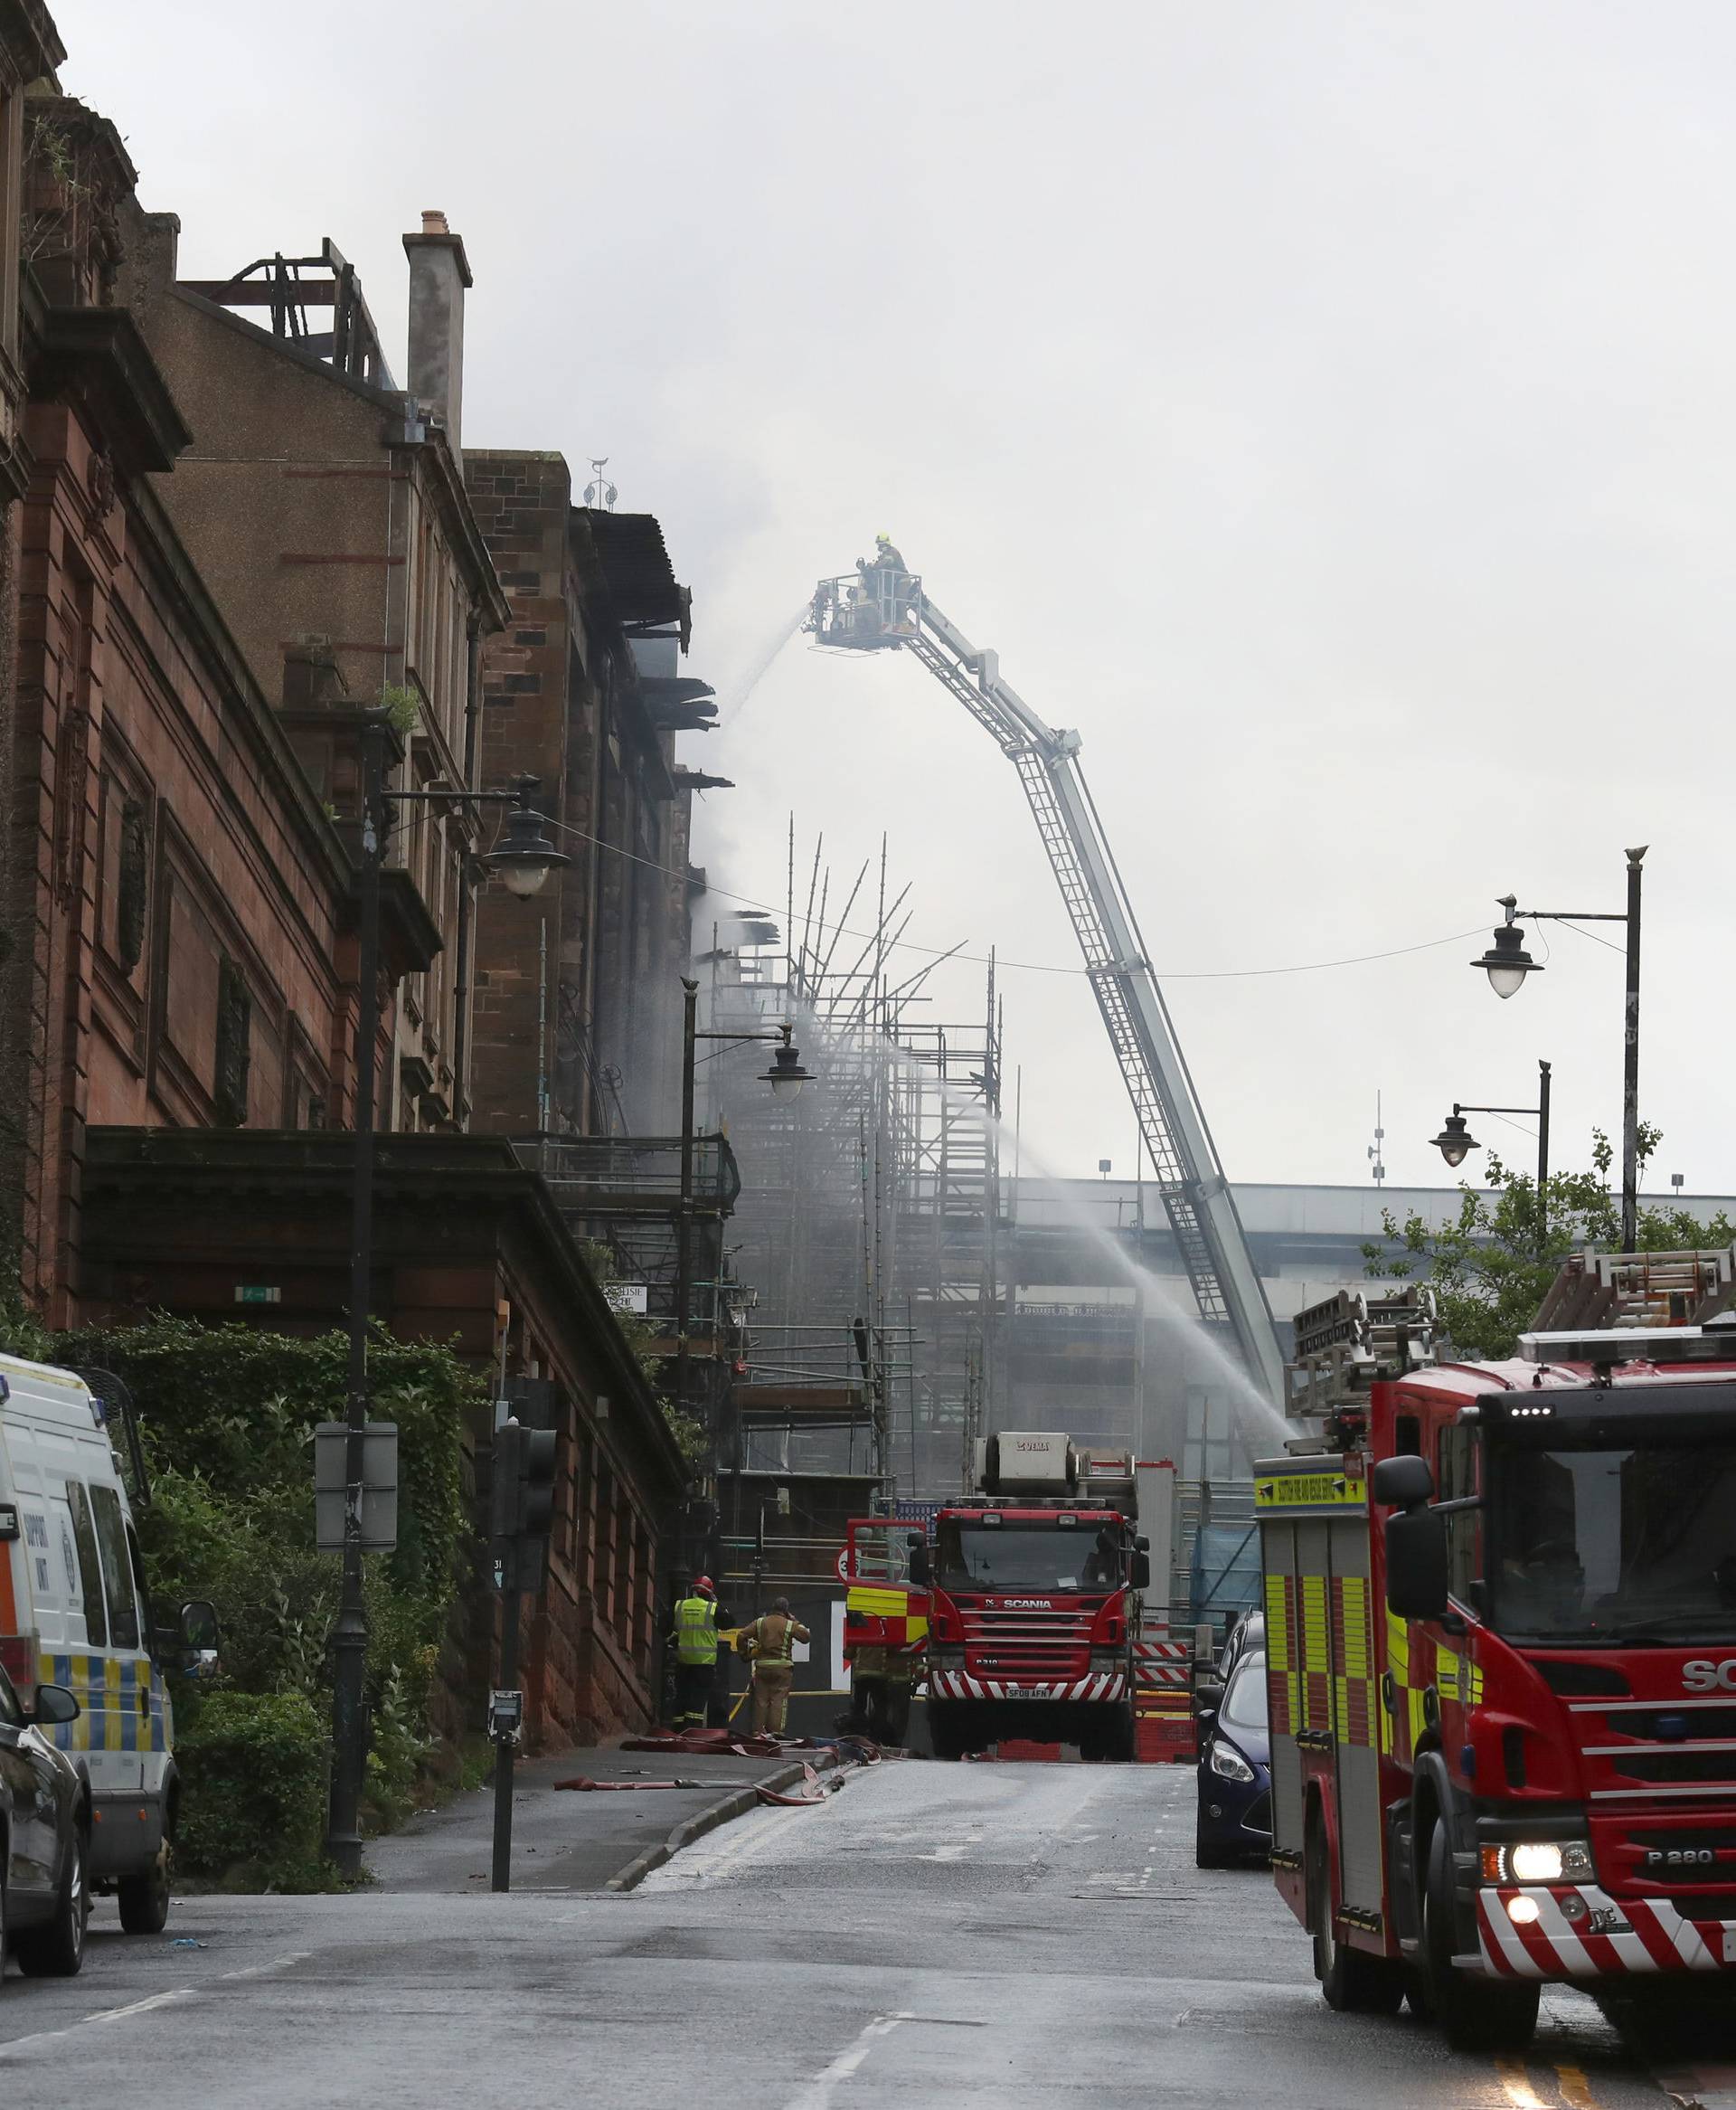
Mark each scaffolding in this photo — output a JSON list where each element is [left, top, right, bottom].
[[698, 834, 1007, 1502]]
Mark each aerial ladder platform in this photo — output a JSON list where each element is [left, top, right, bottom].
[[808, 550, 1286, 1405]]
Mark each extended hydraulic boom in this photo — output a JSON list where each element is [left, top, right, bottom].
[[808, 552, 1285, 1405]]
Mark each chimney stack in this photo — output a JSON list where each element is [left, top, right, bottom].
[[403, 209, 472, 465]]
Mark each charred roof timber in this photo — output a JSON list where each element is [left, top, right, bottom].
[[641, 676, 718, 733], [180, 240, 395, 390], [580, 509, 693, 649]]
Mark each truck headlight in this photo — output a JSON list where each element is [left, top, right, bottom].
[[1481, 1840, 1593, 1885], [1209, 1741, 1255, 1784]]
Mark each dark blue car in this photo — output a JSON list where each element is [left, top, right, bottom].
[[1195, 1649, 1270, 1869]]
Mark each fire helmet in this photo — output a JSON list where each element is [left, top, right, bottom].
[[693, 1575, 715, 1597]]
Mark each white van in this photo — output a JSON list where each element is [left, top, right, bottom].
[[0, 1352, 212, 1933]]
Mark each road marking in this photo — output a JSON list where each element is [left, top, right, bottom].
[[782, 2011, 914, 2109], [1653, 2067, 1736, 2108], [1495, 2059, 1550, 2109], [0, 1951, 311, 2059], [1555, 2065, 1598, 2109]]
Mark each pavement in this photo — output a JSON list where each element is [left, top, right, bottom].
[[5, 1757, 1736, 2105], [364, 1741, 827, 1895]]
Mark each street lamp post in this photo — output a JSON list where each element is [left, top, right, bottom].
[[1469, 847, 1645, 1253], [673, 977, 810, 1425], [326, 725, 567, 1876], [1429, 1058, 1553, 1255]]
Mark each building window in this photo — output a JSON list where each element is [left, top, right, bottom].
[[213, 957, 251, 1127], [116, 795, 150, 971]]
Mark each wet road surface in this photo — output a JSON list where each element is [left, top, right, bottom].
[[0, 1758, 1726, 2106]]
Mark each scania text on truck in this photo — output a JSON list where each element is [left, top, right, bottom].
[[1260, 1261, 1736, 2051], [924, 1433, 1149, 1761]]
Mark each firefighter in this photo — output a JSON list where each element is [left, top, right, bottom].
[[1081, 1526, 1121, 1588], [871, 534, 910, 627], [745, 1596, 810, 1737], [670, 1575, 719, 1730]]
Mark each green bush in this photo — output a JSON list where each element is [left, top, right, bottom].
[[175, 1690, 335, 1892], [48, 1319, 482, 1881]]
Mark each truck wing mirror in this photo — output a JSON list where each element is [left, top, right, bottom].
[[1131, 1552, 1151, 1590], [1385, 1508, 1449, 1621], [1372, 1455, 1435, 1510], [1135, 1535, 1150, 1553]]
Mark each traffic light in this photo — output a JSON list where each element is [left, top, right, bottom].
[[519, 1428, 556, 1548], [490, 1419, 558, 1590]]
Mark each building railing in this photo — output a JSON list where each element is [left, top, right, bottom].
[[515, 1132, 741, 1213]]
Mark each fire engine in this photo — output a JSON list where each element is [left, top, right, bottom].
[[841, 1517, 930, 1746], [920, 1432, 1152, 1761], [1260, 1254, 1736, 2052]]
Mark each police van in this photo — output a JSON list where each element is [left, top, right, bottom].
[[0, 1351, 214, 1933]]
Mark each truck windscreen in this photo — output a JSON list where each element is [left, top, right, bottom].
[[1490, 1438, 1736, 1645], [936, 1520, 1122, 1594]]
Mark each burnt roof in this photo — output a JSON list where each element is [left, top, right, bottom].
[[577, 507, 692, 648]]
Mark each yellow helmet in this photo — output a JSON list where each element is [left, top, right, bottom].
[[876, 532, 892, 544]]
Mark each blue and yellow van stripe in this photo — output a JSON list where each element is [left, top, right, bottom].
[[39, 1651, 165, 1754]]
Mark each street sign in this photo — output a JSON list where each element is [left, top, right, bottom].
[[313, 1423, 399, 1553], [234, 1285, 281, 1305]]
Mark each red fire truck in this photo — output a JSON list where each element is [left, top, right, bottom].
[[1260, 1261, 1736, 2052], [841, 1517, 931, 1746], [922, 1432, 1150, 1762]]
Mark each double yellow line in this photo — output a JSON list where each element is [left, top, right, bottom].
[[1495, 2057, 1599, 2108]]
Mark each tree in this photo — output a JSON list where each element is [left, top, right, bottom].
[[1363, 1128, 1733, 1361]]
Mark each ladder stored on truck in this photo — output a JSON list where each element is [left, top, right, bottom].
[[808, 557, 1285, 1405]]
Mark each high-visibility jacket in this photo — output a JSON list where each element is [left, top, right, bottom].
[[673, 1594, 719, 1665], [749, 1612, 809, 1665]]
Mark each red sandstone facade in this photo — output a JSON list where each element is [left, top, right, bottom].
[[1, 40, 693, 1745], [462, 455, 718, 1140], [8, 99, 392, 1323]]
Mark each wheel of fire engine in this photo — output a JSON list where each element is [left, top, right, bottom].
[[1422, 1821, 1539, 2052], [928, 1700, 967, 1761], [1106, 1699, 1136, 1764], [1307, 1810, 1402, 2014]]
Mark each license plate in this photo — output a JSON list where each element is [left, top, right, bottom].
[[1720, 1926, 1736, 1964]]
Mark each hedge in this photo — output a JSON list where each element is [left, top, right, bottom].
[[174, 1689, 332, 1892], [37, 1317, 485, 1885]]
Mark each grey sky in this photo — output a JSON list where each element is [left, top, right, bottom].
[[67, 1, 1736, 1191]]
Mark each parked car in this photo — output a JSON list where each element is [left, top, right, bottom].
[[0, 1661, 86, 1979], [0, 1352, 220, 1935], [1218, 1607, 1265, 1685], [1193, 1606, 1264, 1716], [1195, 1648, 1271, 1869]]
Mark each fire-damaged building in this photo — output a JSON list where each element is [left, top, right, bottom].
[[0, 52, 704, 1743], [461, 450, 723, 1142]]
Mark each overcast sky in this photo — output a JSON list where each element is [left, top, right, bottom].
[[65, 1, 1736, 1193]]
